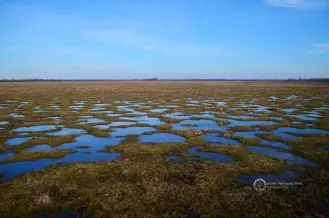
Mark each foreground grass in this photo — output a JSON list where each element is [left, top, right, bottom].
[[0, 155, 328, 217]]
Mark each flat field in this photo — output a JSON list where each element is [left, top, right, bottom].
[[0, 81, 329, 217]]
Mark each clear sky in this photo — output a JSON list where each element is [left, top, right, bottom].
[[0, 0, 328, 79]]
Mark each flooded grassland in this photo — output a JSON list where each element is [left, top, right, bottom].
[[0, 81, 329, 217]]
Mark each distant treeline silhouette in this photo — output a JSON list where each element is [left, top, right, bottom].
[[142, 77, 159, 81], [1, 78, 329, 82]]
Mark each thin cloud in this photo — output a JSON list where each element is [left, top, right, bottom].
[[311, 43, 329, 53], [4, 2, 231, 57], [264, 0, 329, 10], [83, 30, 230, 57]]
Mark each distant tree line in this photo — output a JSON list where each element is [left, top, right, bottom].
[[142, 77, 158, 81]]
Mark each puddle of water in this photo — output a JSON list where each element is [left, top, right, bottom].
[[229, 115, 254, 120], [188, 100, 200, 104], [271, 130, 300, 140], [220, 119, 277, 127], [110, 127, 156, 137], [260, 139, 292, 150], [116, 105, 131, 110], [234, 131, 292, 150], [50, 116, 61, 120], [286, 95, 298, 100], [54, 135, 124, 152], [108, 121, 135, 127], [76, 101, 85, 105], [270, 96, 279, 100], [47, 128, 86, 136], [271, 116, 284, 121], [14, 125, 60, 132], [282, 108, 297, 113], [121, 116, 165, 125], [186, 103, 201, 107], [237, 170, 302, 184], [149, 108, 167, 113], [167, 146, 234, 163], [26, 134, 124, 156], [79, 115, 93, 119], [138, 133, 186, 143], [172, 120, 226, 131], [26, 144, 53, 151], [239, 104, 271, 113], [90, 107, 106, 111], [51, 105, 60, 110], [276, 127, 329, 136], [114, 100, 132, 105], [215, 102, 227, 107], [0, 121, 9, 125], [315, 107, 329, 111], [202, 103, 213, 106], [0, 151, 120, 181], [308, 112, 322, 118], [5, 137, 33, 146], [91, 110, 113, 114], [18, 101, 29, 108], [94, 121, 136, 129], [69, 105, 84, 110], [107, 113, 123, 117], [318, 145, 329, 151], [159, 105, 179, 108], [248, 146, 318, 166], [9, 113, 24, 118], [234, 128, 306, 141], [116, 106, 146, 115], [191, 113, 218, 119], [94, 103, 109, 107], [78, 118, 106, 124], [201, 133, 241, 145], [163, 112, 191, 120], [38, 212, 78, 218], [34, 110, 48, 113], [288, 114, 318, 121], [127, 111, 148, 116], [1, 132, 124, 181], [203, 111, 222, 114], [200, 99, 213, 103], [0, 152, 14, 161]]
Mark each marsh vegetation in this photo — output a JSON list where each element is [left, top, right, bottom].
[[0, 81, 329, 217]]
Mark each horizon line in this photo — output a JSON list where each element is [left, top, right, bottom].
[[1, 78, 329, 82]]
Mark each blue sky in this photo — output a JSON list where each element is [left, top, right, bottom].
[[0, 0, 328, 79]]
